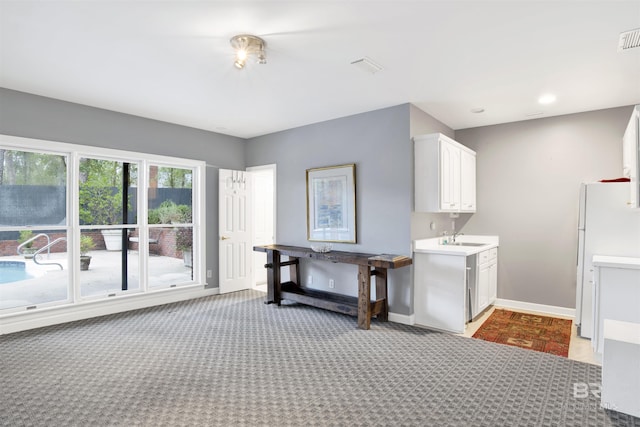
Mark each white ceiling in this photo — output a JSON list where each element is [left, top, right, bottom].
[[1, 1, 639, 139]]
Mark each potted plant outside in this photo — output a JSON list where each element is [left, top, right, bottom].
[[79, 187, 126, 250], [17, 230, 36, 258], [175, 227, 193, 268], [80, 235, 95, 271], [149, 200, 193, 263]]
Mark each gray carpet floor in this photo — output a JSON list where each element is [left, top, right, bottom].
[[1, 290, 639, 427]]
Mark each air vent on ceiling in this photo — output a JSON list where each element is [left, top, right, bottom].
[[350, 57, 383, 74], [618, 28, 640, 52]]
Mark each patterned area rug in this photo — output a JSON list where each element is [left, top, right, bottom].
[[472, 309, 573, 357]]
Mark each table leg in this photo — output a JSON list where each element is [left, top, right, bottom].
[[266, 249, 281, 305], [375, 267, 388, 322], [358, 265, 372, 329], [289, 256, 299, 286]]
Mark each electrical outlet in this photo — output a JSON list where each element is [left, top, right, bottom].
[[329, 279, 335, 289], [206, 270, 212, 278], [307, 275, 313, 285]]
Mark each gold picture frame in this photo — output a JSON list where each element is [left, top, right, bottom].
[[306, 163, 356, 243]]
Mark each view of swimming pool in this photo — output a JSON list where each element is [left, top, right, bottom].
[[0, 261, 35, 284]]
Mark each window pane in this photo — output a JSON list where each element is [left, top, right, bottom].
[[0, 228, 69, 310], [0, 149, 67, 227], [148, 226, 193, 288], [79, 158, 138, 226], [148, 166, 192, 224], [80, 228, 140, 297]]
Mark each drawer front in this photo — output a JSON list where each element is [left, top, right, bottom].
[[479, 250, 490, 264], [489, 247, 498, 260]]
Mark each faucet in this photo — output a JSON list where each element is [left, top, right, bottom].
[[452, 231, 464, 243]]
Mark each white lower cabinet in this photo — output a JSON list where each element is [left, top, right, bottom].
[[477, 263, 490, 312], [414, 244, 498, 333], [489, 258, 498, 303], [413, 252, 469, 333], [477, 247, 498, 313]]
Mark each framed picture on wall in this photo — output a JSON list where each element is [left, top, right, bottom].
[[306, 163, 356, 243]]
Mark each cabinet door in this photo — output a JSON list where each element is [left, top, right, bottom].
[[440, 140, 460, 211], [477, 263, 490, 312], [489, 260, 497, 303], [460, 150, 476, 212]]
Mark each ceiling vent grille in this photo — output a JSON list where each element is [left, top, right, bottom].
[[618, 28, 640, 52], [350, 57, 383, 74]]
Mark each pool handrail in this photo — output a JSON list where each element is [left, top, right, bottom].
[[32, 237, 66, 270], [17, 233, 51, 257]]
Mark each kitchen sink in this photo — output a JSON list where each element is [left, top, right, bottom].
[[441, 242, 487, 247]]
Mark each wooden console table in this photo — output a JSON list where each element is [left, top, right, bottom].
[[253, 244, 412, 330]]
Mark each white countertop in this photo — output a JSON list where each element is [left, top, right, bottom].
[[593, 255, 640, 270], [413, 235, 499, 256]]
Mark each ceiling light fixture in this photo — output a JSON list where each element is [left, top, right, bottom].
[[230, 34, 266, 69]]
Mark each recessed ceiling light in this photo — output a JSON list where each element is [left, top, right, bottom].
[[470, 107, 485, 114], [538, 94, 557, 105]]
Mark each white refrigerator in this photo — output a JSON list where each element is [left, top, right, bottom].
[[576, 182, 640, 338]]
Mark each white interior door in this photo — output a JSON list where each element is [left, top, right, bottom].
[[248, 165, 276, 286], [219, 169, 252, 294]]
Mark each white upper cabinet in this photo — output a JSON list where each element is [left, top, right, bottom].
[[460, 149, 476, 212], [414, 133, 476, 213], [440, 139, 461, 211]]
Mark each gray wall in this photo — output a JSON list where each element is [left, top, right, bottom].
[[246, 104, 415, 314], [4, 86, 632, 313], [0, 88, 246, 286], [455, 106, 634, 308]]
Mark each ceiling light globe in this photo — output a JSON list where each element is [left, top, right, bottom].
[[236, 49, 247, 61]]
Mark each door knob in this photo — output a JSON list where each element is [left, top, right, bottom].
[[220, 236, 230, 240]]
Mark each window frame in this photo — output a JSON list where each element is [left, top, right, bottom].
[[0, 134, 206, 314]]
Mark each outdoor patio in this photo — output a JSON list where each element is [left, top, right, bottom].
[[0, 250, 193, 310]]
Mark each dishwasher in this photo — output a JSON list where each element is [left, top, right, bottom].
[[466, 254, 478, 322]]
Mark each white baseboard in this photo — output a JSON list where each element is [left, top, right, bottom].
[[389, 311, 414, 326], [0, 285, 219, 335], [494, 298, 575, 319]]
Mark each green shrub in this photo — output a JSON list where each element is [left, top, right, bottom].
[[149, 200, 192, 224], [80, 235, 95, 256], [18, 230, 34, 248]]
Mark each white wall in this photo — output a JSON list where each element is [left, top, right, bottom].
[[455, 106, 634, 308]]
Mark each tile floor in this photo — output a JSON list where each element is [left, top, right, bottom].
[[461, 305, 599, 365]]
